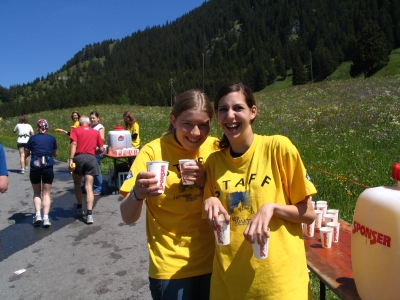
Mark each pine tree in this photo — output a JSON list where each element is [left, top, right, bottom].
[[350, 21, 391, 77]]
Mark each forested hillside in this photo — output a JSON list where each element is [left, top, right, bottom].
[[1, 0, 399, 117]]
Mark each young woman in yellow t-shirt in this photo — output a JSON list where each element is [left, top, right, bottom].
[[57, 111, 80, 136], [120, 90, 219, 300], [203, 82, 317, 300], [123, 111, 140, 148]]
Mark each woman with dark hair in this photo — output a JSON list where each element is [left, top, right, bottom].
[[204, 82, 317, 299], [120, 90, 219, 299], [25, 119, 58, 227], [58, 111, 80, 135], [13, 115, 34, 174]]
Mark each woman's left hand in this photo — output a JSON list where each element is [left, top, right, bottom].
[[181, 161, 206, 187], [243, 203, 275, 244]]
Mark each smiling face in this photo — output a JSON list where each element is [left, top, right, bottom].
[[217, 91, 257, 151], [72, 113, 79, 121], [90, 114, 99, 125], [170, 108, 211, 151]]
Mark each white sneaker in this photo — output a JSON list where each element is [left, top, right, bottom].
[[86, 215, 93, 224], [33, 215, 42, 226], [20, 169, 25, 174], [43, 218, 51, 227]]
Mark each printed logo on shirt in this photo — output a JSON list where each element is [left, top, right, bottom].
[[174, 185, 203, 202], [126, 170, 133, 180], [306, 172, 313, 182], [226, 191, 253, 214]]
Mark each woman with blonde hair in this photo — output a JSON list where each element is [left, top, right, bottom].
[[120, 90, 219, 299], [13, 115, 34, 174]]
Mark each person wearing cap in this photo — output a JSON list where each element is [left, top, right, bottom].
[[69, 116, 105, 224], [13, 115, 34, 174], [0, 144, 9, 193], [25, 119, 58, 227]]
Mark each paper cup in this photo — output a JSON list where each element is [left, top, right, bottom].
[[304, 221, 315, 237], [311, 200, 315, 209], [179, 159, 196, 185], [324, 213, 336, 224], [327, 209, 339, 222], [316, 200, 328, 206], [316, 203, 327, 221], [146, 161, 169, 193], [320, 227, 333, 248], [327, 222, 340, 242], [314, 209, 323, 229], [252, 228, 270, 259], [214, 214, 230, 246]]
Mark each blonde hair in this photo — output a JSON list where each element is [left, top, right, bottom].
[[163, 90, 213, 136]]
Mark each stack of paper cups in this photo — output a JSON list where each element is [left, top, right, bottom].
[[316, 201, 328, 221]]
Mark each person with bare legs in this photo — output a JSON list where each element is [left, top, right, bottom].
[[25, 119, 58, 227], [69, 116, 104, 224], [13, 115, 34, 174]]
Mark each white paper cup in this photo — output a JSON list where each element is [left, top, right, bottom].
[[146, 161, 169, 193], [252, 228, 270, 259], [316, 200, 328, 206], [311, 201, 315, 209], [327, 209, 339, 222], [316, 203, 327, 221], [179, 159, 196, 185], [314, 210, 323, 229], [320, 227, 333, 248], [304, 221, 315, 237], [327, 222, 340, 242], [214, 214, 230, 246], [324, 213, 336, 224]]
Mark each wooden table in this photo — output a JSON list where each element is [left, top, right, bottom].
[[103, 153, 137, 192], [304, 219, 361, 300]]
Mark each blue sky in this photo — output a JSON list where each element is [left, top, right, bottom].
[[0, 0, 205, 88]]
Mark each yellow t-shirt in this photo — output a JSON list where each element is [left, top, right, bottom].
[[128, 122, 140, 148], [120, 134, 219, 279], [204, 134, 317, 300], [70, 120, 80, 130]]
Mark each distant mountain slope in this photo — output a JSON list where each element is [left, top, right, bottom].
[[1, 0, 399, 117]]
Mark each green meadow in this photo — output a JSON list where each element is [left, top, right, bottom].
[[1, 74, 400, 299], [2, 74, 400, 223]]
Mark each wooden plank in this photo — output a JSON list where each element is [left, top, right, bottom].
[[304, 220, 361, 300]]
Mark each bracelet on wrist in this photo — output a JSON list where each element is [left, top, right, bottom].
[[130, 186, 144, 201]]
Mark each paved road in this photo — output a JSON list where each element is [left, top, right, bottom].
[[0, 147, 152, 299]]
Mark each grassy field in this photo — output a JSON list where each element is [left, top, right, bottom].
[[1, 74, 400, 299]]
